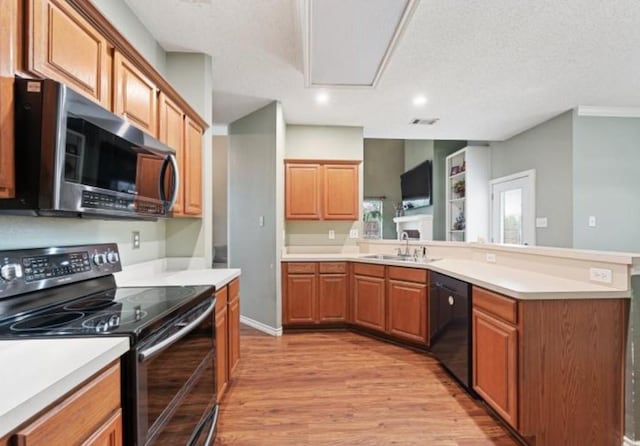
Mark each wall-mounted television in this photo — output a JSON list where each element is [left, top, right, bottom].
[[400, 159, 432, 209]]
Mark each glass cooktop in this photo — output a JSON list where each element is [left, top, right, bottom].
[[0, 285, 214, 340]]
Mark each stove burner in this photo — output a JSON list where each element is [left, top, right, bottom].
[[82, 309, 149, 332], [63, 297, 115, 311], [11, 312, 85, 331]]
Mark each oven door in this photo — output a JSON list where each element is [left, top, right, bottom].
[[135, 299, 217, 446]]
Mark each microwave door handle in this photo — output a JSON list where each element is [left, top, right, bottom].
[[138, 300, 214, 362], [158, 154, 179, 209]]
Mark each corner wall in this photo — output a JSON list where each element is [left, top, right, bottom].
[[228, 102, 279, 329], [285, 125, 364, 247]]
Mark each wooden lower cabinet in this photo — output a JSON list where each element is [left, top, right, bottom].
[[11, 361, 122, 446], [215, 287, 228, 402], [317, 274, 348, 322], [227, 278, 241, 377], [82, 410, 122, 446], [472, 307, 518, 427], [284, 272, 317, 324], [352, 274, 386, 332], [472, 286, 628, 446], [387, 279, 428, 344]]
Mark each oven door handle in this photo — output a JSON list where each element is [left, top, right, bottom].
[[138, 300, 215, 362], [188, 405, 219, 446]]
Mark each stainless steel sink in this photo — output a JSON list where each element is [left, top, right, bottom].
[[361, 254, 440, 263]]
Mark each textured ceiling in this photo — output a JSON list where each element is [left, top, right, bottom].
[[123, 0, 640, 140]]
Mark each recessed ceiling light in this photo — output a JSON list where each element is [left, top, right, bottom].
[[413, 95, 428, 106], [316, 92, 329, 104]]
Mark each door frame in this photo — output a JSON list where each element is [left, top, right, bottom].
[[489, 169, 536, 245]]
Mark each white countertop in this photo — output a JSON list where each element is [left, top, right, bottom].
[[281, 253, 629, 299], [115, 258, 240, 289], [0, 337, 130, 437]]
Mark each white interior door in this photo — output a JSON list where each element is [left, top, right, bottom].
[[490, 170, 535, 245]]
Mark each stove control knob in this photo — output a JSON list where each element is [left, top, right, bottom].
[[93, 253, 107, 266], [107, 252, 119, 264], [1, 264, 23, 281]]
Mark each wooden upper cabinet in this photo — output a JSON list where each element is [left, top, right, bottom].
[[322, 164, 359, 220], [285, 160, 360, 221], [285, 163, 322, 220], [113, 50, 158, 137], [158, 93, 185, 215], [183, 116, 203, 216], [28, 0, 110, 108]]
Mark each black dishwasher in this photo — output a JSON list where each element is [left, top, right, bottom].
[[429, 272, 472, 390]]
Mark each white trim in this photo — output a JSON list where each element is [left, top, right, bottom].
[[577, 106, 640, 118], [301, 0, 418, 88], [623, 436, 640, 446], [489, 169, 536, 246], [240, 315, 283, 337]]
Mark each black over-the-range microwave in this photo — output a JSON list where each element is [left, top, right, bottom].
[[0, 77, 179, 219]]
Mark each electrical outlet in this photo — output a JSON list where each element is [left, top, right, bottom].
[[485, 253, 496, 263], [588, 216, 597, 227], [132, 231, 141, 249], [349, 229, 359, 239], [328, 230, 335, 240], [535, 217, 548, 228], [589, 267, 612, 284]]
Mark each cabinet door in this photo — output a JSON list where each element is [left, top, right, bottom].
[[0, 0, 18, 198], [183, 116, 203, 216], [318, 274, 348, 323], [215, 305, 228, 402], [158, 93, 185, 215], [82, 410, 122, 446], [28, 0, 110, 108], [113, 51, 157, 137], [472, 308, 518, 428], [387, 279, 428, 344], [322, 164, 359, 220], [353, 275, 386, 332], [284, 273, 317, 324], [285, 163, 321, 220], [227, 279, 240, 378]]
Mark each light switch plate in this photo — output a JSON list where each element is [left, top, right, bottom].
[[259, 216, 264, 227], [536, 217, 548, 228], [485, 253, 496, 263], [590, 267, 612, 284], [349, 229, 359, 239], [328, 230, 335, 240], [588, 216, 597, 227]]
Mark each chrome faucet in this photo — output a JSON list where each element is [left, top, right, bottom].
[[400, 231, 410, 256]]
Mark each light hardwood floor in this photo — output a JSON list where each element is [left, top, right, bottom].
[[215, 325, 519, 446]]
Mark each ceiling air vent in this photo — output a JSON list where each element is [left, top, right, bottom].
[[410, 118, 439, 125]]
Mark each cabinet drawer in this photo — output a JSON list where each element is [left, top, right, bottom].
[[286, 262, 317, 274], [473, 287, 517, 324], [15, 361, 121, 446], [353, 263, 385, 278], [318, 262, 347, 274], [388, 266, 427, 283], [215, 286, 228, 313]]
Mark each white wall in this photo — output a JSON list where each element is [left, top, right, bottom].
[[285, 125, 364, 247]]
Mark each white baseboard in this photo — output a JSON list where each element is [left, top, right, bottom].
[[624, 436, 640, 446], [240, 315, 282, 337]]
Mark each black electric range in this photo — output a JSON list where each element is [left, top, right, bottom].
[[0, 243, 219, 446]]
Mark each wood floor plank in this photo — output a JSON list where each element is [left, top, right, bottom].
[[215, 325, 519, 446]]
